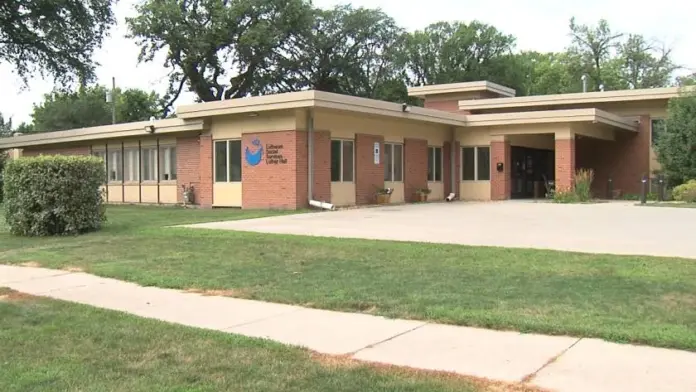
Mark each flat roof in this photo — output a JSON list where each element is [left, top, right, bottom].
[[0, 118, 206, 149], [407, 81, 516, 99], [458, 86, 686, 111], [465, 108, 638, 132]]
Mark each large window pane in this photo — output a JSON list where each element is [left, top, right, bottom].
[[462, 147, 475, 180], [123, 149, 139, 182], [427, 147, 435, 181], [141, 148, 157, 181], [342, 141, 354, 182], [228, 140, 242, 182], [384, 143, 393, 181], [477, 147, 490, 181], [393, 144, 403, 182], [169, 147, 177, 180], [159, 146, 176, 181], [331, 140, 342, 182], [215, 141, 228, 182], [108, 150, 122, 182], [434, 147, 443, 181]]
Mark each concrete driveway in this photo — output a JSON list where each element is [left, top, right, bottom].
[[186, 201, 696, 259]]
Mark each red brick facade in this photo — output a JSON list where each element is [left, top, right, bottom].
[[490, 139, 511, 200], [404, 138, 428, 202], [443, 141, 461, 197], [555, 137, 576, 192], [296, 130, 332, 205], [176, 136, 202, 205], [355, 133, 385, 205], [197, 134, 213, 207]]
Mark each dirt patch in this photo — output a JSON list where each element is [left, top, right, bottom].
[[20, 261, 42, 268], [311, 353, 362, 369], [661, 293, 696, 309], [185, 288, 252, 298], [63, 266, 84, 272], [0, 288, 34, 302]]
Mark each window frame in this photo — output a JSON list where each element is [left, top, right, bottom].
[[461, 146, 491, 181], [214, 139, 242, 183], [330, 139, 355, 183], [384, 142, 404, 182], [427, 146, 443, 182]]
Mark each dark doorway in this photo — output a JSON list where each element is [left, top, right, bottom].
[[511, 146, 554, 199]]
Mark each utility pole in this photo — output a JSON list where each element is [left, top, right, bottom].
[[111, 77, 116, 124]]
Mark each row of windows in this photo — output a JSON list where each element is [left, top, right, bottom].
[[92, 146, 176, 182]]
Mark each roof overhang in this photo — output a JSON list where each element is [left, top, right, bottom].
[[458, 87, 689, 111], [408, 81, 516, 99], [464, 109, 639, 132], [0, 118, 206, 149], [177, 90, 467, 127]]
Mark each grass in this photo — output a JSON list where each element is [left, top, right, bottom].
[[1, 205, 696, 351], [0, 288, 538, 392], [639, 202, 696, 208]]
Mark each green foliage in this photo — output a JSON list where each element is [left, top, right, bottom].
[[655, 92, 696, 184], [30, 86, 162, 133], [3, 155, 106, 236], [672, 180, 696, 202], [553, 169, 594, 203], [0, 0, 116, 85], [0, 151, 6, 203]]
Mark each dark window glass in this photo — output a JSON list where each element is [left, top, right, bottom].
[[427, 147, 435, 181], [215, 141, 227, 182], [342, 141, 354, 182], [384, 143, 393, 181], [434, 147, 442, 181], [228, 140, 242, 182], [331, 140, 342, 182], [462, 147, 475, 180], [477, 147, 490, 181]]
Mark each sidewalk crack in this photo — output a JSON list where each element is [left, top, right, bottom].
[[349, 322, 428, 356], [522, 337, 583, 383]]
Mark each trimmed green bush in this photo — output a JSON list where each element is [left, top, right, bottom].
[[0, 150, 6, 203], [672, 180, 696, 202], [3, 155, 106, 236]]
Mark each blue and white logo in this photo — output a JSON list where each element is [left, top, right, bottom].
[[245, 138, 264, 166]]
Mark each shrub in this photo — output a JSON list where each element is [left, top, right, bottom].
[[672, 180, 696, 202], [574, 168, 594, 202], [0, 150, 6, 203], [3, 155, 106, 236], [553, 188, 579, 203]]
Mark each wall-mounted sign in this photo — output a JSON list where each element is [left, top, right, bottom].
[[265, 143, 287, 165], [373, 142, 380, 165], [245, 138, 264, 166]]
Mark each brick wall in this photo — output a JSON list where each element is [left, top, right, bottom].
[[296, 131, 331, 206], [242, 130, 301, 209], [22, 145, 90, 156], [176, 136, 202, 205], [355, 133, 384, 205], [404, 138, 428, 202], [198, 134, 213, 207], [490, 139, 511, 200], [555, 137, 576, 192], [443, 140, 461, 198]]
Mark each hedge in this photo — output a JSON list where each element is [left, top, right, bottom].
[[3, 155, 106, 236]]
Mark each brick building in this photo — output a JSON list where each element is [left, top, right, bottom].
[[0, 81, 680, 209]]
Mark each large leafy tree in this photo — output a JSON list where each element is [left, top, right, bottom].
[[30, 86, 162, 133], [398, 21, 519, 90], [0, 0, 116, 84], [127, 0, 313, 114], [654, 92, 696, 184]]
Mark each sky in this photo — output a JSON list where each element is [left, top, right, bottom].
[[2, 0, 695, 124]]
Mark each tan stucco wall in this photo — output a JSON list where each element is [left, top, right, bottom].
[[211, 110, 299, 140], [385, 181, 405, 203], [331, 182, 356, 207], [428, 182, 444, 201], [460, 181, 491, 200], [508, 134, 555, 150], [213, 183, 242, 207]]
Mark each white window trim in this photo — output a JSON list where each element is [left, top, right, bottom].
[[214, 139, 241, 183], [461, 146, 490, 182], [384, 142, 404, 182], [331, 139, 355, 183], [428, 146, 443, 182]]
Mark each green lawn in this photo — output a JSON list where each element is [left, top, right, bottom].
[[0, 288, 531, 392], [1, 205, 696, 351]]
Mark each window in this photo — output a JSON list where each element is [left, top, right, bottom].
[[427, 146, 443, 182], [384, 143, 403, 182], [330, 139, 354, 182], [462, 146, 490, 181], [141, 147, 157, 181], [214, 140, 242, 182], [108, 150, 122, 182], [651, 118, 666, 146], [124, 149, 139, 182], [159, 146, 177, 181]]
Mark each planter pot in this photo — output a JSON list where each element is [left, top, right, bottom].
[[376, 194, 391, 204], [414, 193, 428, 202]]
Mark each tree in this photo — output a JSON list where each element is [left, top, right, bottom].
[[0, 0, 116, 84], [30, 86, 163, 133], [514, 51, 581, 95], [568, 18, 624, 91], [127, 0, 313, 115], [654, 91, 696, 184], [399, 21, 519, 90], [617, 35, 676, 88], [0, 113, 12, 137]]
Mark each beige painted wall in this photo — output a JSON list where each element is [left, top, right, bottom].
[[331, 182, 356, 207], [213, 183, 242, 207], [428, 182, 444, 200], [508, 134, 555, 150], [160, 185, 178, 204], [107, 185, 123, 202], [460, 182, 491, 200], [457, 127, 490, 146], [141, 185, 159, 203], [211, 110, 298, 140], [385, 182, 404, 204], [124, 185, 140, 203]]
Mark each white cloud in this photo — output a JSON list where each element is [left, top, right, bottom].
[[2, 0, 694, 124]]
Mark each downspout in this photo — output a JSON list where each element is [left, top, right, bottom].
[[447, 126, 457, 201], [307, 108, 335, 210]]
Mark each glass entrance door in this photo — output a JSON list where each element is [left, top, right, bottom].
[[511, 147, 554, 199]]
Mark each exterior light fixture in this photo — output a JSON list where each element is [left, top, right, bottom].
[[402, 103, 411, 113]]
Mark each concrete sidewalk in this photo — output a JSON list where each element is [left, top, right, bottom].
[[2, 265, 695, 392]]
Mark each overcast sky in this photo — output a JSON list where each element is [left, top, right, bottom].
[[2, 0, 695, 124]]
